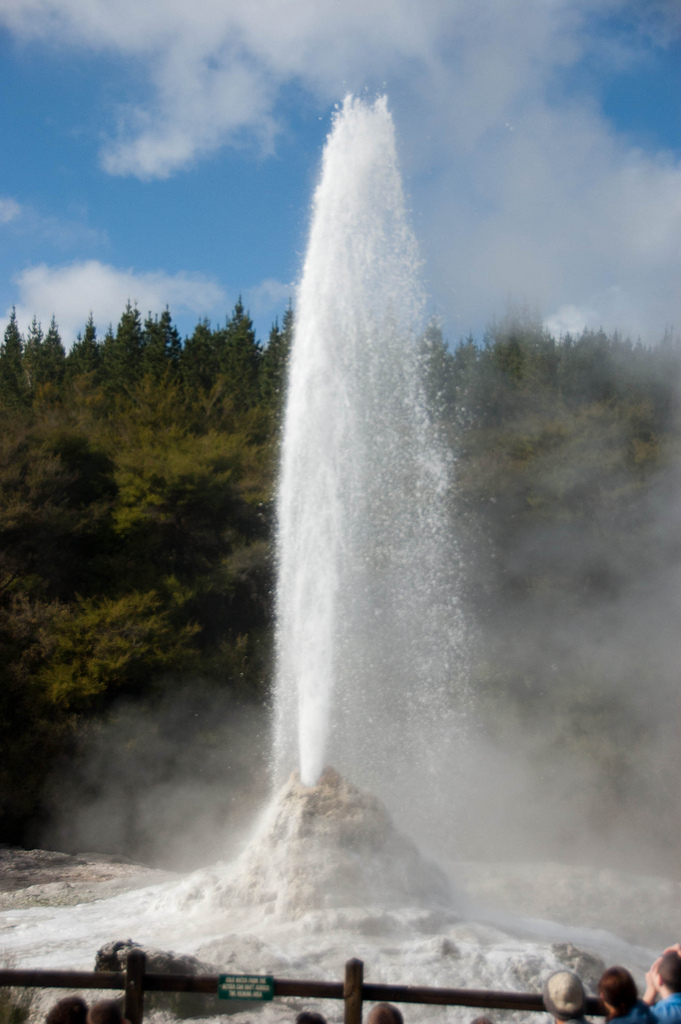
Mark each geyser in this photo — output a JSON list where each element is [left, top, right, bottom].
[[0, 106, 673, 1017], [273, 96, 469, 810], [183, 768, 455, 920]]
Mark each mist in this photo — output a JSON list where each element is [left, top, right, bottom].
[[421, 344, 681, 881], [37, 686, 270, 871]]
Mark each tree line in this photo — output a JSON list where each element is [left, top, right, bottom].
[[0, 300, 291, 843], [2, 297, 681, 858], [0, 300, 291, 411]]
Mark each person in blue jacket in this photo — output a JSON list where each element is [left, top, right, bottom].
[[643, 950, 681, 1024], [598, 966, 656, 1024]]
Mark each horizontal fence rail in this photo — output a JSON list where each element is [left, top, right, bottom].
[[0, 972, 125, 990], [0, 950, 606, 1024]]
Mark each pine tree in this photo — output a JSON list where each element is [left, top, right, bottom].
[[418, 318, 454, 418], [22, 314, 65, 397], [23, 316, 44, 396], [181, 319, 217, 395], [101, 302, 143, 390], [0, 309, 29, 407], [261, 302, 293, 413], [142, 308, 181, 382], [66, 313, 100, 379], [99, 324, 116, 389], [41, 317, 66, 389], [218, 298, 262, 410]]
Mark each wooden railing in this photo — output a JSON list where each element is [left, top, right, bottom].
[[0, 949, 605, 1024]]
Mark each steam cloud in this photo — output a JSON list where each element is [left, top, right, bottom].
[[39, 688, 269, 870]]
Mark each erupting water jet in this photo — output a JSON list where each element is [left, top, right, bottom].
[[273, 96, 469, 820]]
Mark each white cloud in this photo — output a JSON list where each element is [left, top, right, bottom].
[[419, 93, 681, 341], [0, 197, 22, 224], [545, 304, 598, 338], [0, 0, 680, 338], [5, 260, 226, 346], [0, 195, 106, 247], [246, 277, 293, 315], [0, 0, 503, 179]]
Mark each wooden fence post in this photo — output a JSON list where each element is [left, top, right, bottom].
[[124, 949, 146, 1024], [344, 958, 364, 1024]]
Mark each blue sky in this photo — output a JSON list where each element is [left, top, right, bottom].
[[0, 0, 679, 347]]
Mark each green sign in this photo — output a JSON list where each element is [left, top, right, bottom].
[[218, 975, 275, 1001]]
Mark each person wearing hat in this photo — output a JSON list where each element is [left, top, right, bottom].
[[543, 971, 588, 1024]]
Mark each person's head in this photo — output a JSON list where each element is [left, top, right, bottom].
[[470, 1017, 495, 1024], [658, 952, 681, 994], [86, 1002, 124, 1024], [543, 971, 586, 1022], [598, 967, 638, 1019], [46, 997, 88, 1024], [366, 1004, 404, 1024], [296, 1014, 327, 1024]]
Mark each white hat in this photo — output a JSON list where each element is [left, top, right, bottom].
[[543, 971, 586, 1020]]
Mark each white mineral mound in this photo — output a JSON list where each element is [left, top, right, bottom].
[[170, 767, 454, 920], [1, 771, 673, 1024]]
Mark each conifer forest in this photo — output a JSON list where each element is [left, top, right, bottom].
[[1, 300, 680, 862]]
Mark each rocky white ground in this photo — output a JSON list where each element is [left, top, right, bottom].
[[1, 772, 679, 1024], [0, 847, 175, 910]]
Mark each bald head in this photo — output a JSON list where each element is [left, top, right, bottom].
[[366, 1004, 404, 1024]]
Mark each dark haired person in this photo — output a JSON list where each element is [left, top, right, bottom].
[[45, 997, 88, 1024], [598, 966, 655, 1024], [643, 951, 681, 1024], [86, 1001, 129, 1024], [366, 1004, 404, 1024], [296, 1013, 327, 1024], [543, 971, 588, 1024]]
